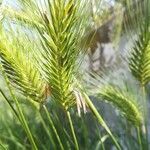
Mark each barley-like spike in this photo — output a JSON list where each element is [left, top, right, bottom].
[[98, 85, 143, 126]]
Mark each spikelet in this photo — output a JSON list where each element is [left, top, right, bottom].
[[98, 85, 143, 126]]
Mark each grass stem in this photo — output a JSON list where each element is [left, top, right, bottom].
[[83, 93, 121, 150], [141, 86, 149, 149], [43, 105, 64, 150], [0, 66, 38, 150], [0, 142, 7, 150], [38, 111, 56, 150], [137, 126, 143, 150], [66, 111, 79, 150]]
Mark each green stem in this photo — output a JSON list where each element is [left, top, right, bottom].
[[0, 142, 7, 150], [0, 89, 19, 119], [99, 132, 106, 150], [43, 105, 64, 150], [38, 111, 56, 150], [96, 122, 106, 150], [1, 66, 38, 150], [83, 93, 121, 150], [8, 88, 37, 150], [142, 86, 149, 149], [66, 111, 79, 150], [137, 127, 143, 150]]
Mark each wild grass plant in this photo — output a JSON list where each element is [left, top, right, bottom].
[[0, 0, 149, 150]]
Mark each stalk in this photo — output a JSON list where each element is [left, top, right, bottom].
[[137, 126, 143, 150], [0, 89, 19, 119], [98, 131, 106, 150], [141, 86, 149, 150], [83, 93, 121, 150], [0, 142, 7, 150], [95, 122, 106, 150], [38, 111, 56, 150], [0, 66, 38, 150], [66, 111, 79, 150], [43, 105, 64, 150], [101, 141, 105, 150]]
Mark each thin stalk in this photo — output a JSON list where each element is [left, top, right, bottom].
[[43, 105, 64, 150], [63, 128, 74, 146], [0, 88, 19, 119], [6, 86, 37, 150], [99, 133, 105, 150], [137, 126, 143, 150], [141, 86, 149, 150], [0, 142, 7, 150], [38, 112, 56, 150], [101, 141, 105, 150], [66, 111, 79, 150], [0, 66, 38, 150], [83, 93, 121, 150], [95, 121, 106, 150], [97, 126, 105, 150]]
